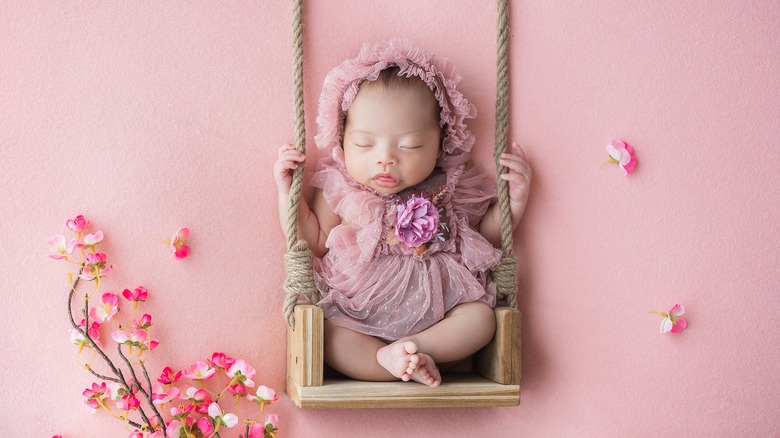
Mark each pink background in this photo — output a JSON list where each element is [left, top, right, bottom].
[[2, 1, 779, 436]]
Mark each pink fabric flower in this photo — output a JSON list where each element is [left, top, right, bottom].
[[265, 413, 280, 430], [651, 303, 688, 334], [183, 361, 216, 380], [395, 197, 439, 248], [89, 292, 120, 323], [247, 385, 278, 405], [246, 423, 265, 438], [208, 352, 236, 370], [157, 366, 182, 385], [170, 227, 190, 259], [129, 431, 144, 438], [604, 139, 637, 176], [83, 230, 104, 246], [133, 313, 153, 330], [79, 252, 112, 280], [226, 359, 256, 387], [116, 393, 141, 410], [66, 215, 89, 232], [47, 235, 80, 260], [194, 417, 214, 435], [208, 402, 238, 428], [152, 384, 180, 405], [83, 382, 108, 409], [122, 286, 148, 302]]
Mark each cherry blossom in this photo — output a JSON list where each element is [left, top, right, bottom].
[[89, 293, 120, 323], [170, 227, 190, 260], [603, 139, 637, 176], [79, 252, 112, 281], [83, 382, 108, 410], [83, 231, 104, 247], [183, 361, 216, 380], [655, 304, 688, 334], [122, 287, 148, 307], [133, 313, 153, 330], [247, 385, 278, 407], [227, 359, 256, 387], [208, 402, 238, 428], [66, 215, 89, 232], [157, 366, 182, 385], [47, 235, 80, 260], [116, 393, 141, 410], [152, 384, 180, 405], [207, 352, 235, 370]]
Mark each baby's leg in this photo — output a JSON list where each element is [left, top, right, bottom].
[[404, 302, 496, 365], [324, 320, 417, 381]]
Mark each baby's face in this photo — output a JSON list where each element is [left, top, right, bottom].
[[342, 83, 441, 195]]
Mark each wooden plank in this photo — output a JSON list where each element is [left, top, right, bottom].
[[474, 307, 522, 385], [286, 304, 323, 392], [288, 374, 519, 409]]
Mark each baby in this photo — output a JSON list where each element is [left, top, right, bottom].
[[275, 40, 531, 387]]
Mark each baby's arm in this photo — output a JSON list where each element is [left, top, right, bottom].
[[479, 142, 532, 247], [274, 144, 340, 257]]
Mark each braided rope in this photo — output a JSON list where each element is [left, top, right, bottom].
[[283, 0, 319, 326], [283, 0, 518, 324], [493, 0, 518, 308]]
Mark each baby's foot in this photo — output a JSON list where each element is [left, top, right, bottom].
[[376, 340, 420, 381], [409, 353, 441, 388]]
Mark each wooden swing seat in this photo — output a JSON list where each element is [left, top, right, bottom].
[[286, 303, 521, 408]]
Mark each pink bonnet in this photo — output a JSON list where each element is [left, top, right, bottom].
[[314, 39, 477, 162]]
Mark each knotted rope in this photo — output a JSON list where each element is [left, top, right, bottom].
[[492, 0, 518, 309], [283, 0, 319, 326], [282, 0, 518, 325]]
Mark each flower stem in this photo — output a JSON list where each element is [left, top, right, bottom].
[[140, 360, 168, 435], [116, 345, 155, 430]]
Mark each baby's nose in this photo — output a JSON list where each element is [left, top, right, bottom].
[[375, 148, 397, 165]]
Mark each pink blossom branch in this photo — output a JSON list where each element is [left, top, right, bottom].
[[139, 361, 167, 435], [115, 345, 156, 431], [67, 268, 154, 431]]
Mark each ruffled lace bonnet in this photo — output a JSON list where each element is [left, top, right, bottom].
[[314, 39, 477, 164]]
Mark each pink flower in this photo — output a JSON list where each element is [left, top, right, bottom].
[[71, 319, 101, 351], [226, 359, 256, 387], [79, 252, 112, 280], [194, 417, 214, 435], [83, 382, 108, 409], [152, 384, 181, 405], [116, 393, 141, 410], [133, 313, 153, 330], [47, 235, 80, 260], [66, 215, 89, 232], [604, 139, 637, 176], [183, 361, 217, 380], [170, 227, 190, 260], [208, 402, 238, 428], [89, 292, 120, 323], [122, 286, 148, 303], [158, 366, 182, 385], [129, 431, 144, 438], [83, 230, 104, 246], [247, 385, 278, 406], [179, 385, 211, 403], [208, 352, 235, 370], [227, 383, 247, 395], [265, 413, 281, 430], [112, 329, 148, 347], [394, 197, 439, 248], [651, 303, 688, 334], [245, 423, 265, 438]]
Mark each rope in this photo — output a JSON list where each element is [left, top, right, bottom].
[[283, 0, 319, 326], [283, 0, 518, 324], [493, 0, 518, 308]]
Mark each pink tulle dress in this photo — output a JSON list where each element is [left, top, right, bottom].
[[310, 39, 502, 342]]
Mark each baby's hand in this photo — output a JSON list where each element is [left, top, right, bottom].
[[499, 142, 532, 219], [274, 144, 306, 195]]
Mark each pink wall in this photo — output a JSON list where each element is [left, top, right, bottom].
[[2, 1, 778, 436]]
